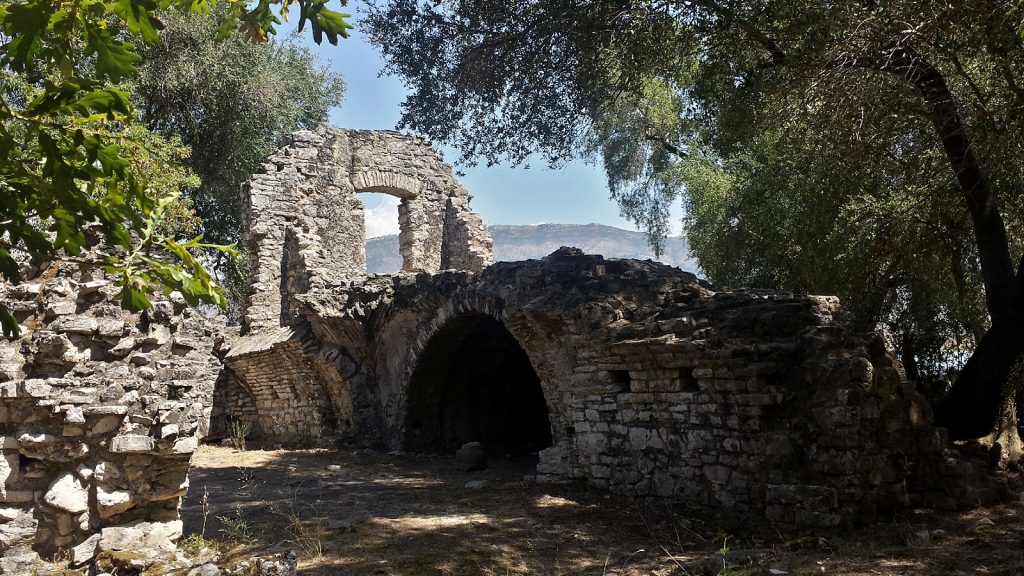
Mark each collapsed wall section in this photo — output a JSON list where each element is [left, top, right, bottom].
[[0, 256, 224, 570]]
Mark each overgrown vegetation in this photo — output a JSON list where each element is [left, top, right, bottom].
[[0, 0, 352, 337], [228, 419, 252, 451], [365, 0, 1024, 449]]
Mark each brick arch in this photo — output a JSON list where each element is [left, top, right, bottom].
[[351, 169, 422, 199]]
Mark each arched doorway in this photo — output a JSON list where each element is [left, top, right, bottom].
[[404, 314, 552, 456]]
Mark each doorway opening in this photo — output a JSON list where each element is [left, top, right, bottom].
[[404, 314, 552, 457]]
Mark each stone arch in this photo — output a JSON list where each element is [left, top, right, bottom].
[[367, 290, 560, 453], [400, 304, 554, 456], [240, 128, 492, 333], [352, 174, 421, 274], [351, 169, 422, 198]]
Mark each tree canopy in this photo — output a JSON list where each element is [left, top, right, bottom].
[[134, 7, 345, 250], [0, 0, 352, 337], [366, 0, 1024, 443]]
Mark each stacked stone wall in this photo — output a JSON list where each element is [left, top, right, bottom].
[[241, 128, 493, 334], [0, 256, 223, 570]]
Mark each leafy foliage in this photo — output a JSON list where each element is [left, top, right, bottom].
[[133, 7, 345, 251], [366, 0, 1024, 378], [0, 0, 352, 337]]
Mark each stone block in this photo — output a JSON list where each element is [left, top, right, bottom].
[[51, 316, 98, 334], [43, 472, 89, 514], [70, 533, 101, 565], [0, 450, 20, 491], [0, 489, 34, 504], [110, 435, 155, 454], [455, 442, 487, 472], [96, 486, 133, 519], [99, 519, 182, 553], [171, 436, 198, 455]]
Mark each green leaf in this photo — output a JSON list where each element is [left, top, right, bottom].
[[75, 87, 133, 118], [107, 0, 164, 43], [298, 1, 352, 45], [86, 24, 143, 82], [1, 1, 52, 71], [118, 282, 153, 311], [0, 304, 19, 339], [160, 0, 215, 14], [0, 247, 22, 285]]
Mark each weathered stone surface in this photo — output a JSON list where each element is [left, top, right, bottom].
[[455, 442, 487, 472], [44, 472, 89, 514], [98, 519, 183, 553], [96, 486, 133, 519], [71, 533, 101, 565], [240, 128, 493, 334], [188, 563, 222, 576], [0, 252, 223, 563], [110, 435, 155, 454]]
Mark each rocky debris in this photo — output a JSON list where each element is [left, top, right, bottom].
[[218, 550, 298, 576], [456, 442, 488, 472], [0, 255, 223, 570]]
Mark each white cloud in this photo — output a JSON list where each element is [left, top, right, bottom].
[[363, 194, 401, 238]]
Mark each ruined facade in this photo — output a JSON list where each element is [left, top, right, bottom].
[[222, 129, 1000, 528], [242, 128, 492, 333], [0, 127, 998, 570]]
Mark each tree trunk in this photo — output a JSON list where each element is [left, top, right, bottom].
[[876, 48, 1022, 440], [979, 356, 1024, 466], [935, 312, 1024, 439]]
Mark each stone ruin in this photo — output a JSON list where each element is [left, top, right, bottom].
[[0, 127, 1004, 570], [221, 128, 1001, 524], [0, 253, 223, 571]]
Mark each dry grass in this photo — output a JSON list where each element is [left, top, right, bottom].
[[182, 445, 1024, 576]]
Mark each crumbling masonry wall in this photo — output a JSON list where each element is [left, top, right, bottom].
[[0, 255, 223, 570], [286, 249, 998, 527], [242, 128, 493, 333]]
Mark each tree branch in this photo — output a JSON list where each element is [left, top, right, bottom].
[[862, 46, 1017, 323], [645, 134, 688, 159], [688, 0, 787, 64]]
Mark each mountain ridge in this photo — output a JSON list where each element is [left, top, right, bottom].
[[366, 223, 698, 274]]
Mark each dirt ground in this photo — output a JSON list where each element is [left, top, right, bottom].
[[181, 445, 1024, 576]]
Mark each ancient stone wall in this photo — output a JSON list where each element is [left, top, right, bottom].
[[220, 128, 998, 529], [224, 248, 998, 528], [0, 256, 223, 570], [242, 128, 493, 334]]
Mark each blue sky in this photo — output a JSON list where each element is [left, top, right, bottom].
[[289, 13, 683, 238]]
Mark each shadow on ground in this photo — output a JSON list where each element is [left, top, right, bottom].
[[181, 446, 1024, 576]]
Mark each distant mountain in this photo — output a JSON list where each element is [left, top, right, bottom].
[[366, 223, 699, 275]]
